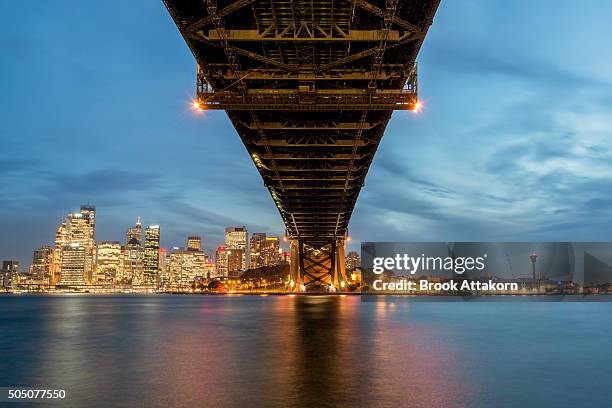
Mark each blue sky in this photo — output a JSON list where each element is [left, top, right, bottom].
[[2, 0, 612, 268]]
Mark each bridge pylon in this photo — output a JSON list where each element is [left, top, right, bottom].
[[289, 239, 347, 293]]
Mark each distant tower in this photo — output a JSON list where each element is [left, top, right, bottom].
[[530, 253, 538, 283]]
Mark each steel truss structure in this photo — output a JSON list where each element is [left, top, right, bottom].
[[164, 0, 440, 291]]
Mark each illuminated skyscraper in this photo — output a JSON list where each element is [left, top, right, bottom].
[[187, 236, 202, 251], [31, 246, 53, 283], [250, 233, 280, 269], [345, 251, 361, 271], [97, 241, 122, 284], [215, 246, 228, 277], [167, 247, 201, 286], [1, 260, 20, 288], [124, 237, 143, 285], [52, 222, 68, 284], [249, 233, 266, 269], [227, 248, 245, 278], [127, 216, 142, 244], [225, 226, 248, 273], [53, 206, 96, 284], [143, 225, 161, 285], [60, 243, 86, 285]]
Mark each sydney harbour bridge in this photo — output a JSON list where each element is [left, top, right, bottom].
[[163, 0, 440, 291]]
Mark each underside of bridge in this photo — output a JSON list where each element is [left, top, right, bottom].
[[164, 0, 440, 291]]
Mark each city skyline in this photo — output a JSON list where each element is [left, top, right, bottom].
[[4, 0, 612, 268]]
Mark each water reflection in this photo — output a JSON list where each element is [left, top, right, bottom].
[[1, 295, 556, 408]]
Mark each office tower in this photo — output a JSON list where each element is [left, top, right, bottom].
[[250, 234, 280, 269], [215, 246, 228, 277], [97, 241, 122, 284], [78, 205, 97, 282], [52, 222, 68, 284], [225, 226, 248, 272], [60, 243, 86, 285], [158, 247, 169, 287], [126, 217, 142, 244], [143, 225, 161, 285], [53, 206, 96, 285], [1, 260, 20, 287], [263, 236, 280, 267], [167, 247, 201, 286], [187, 236, 202, 251], [227, 248, 245, 278], [345, 251, 361, 271], [249, 233, 266, 269], [31, 246, 53, 283], [124, 237, 143, 285]]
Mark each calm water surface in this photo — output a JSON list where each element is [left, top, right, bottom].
[[1, 295, 611, 407]]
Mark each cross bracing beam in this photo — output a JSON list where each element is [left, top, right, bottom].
[[243, 122, 380, 130], [197, 28, 410, 42], [186, 0, 257, 33], [348, 0, 422, 33]]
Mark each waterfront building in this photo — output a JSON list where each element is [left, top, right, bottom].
[[143, 225, 161, 285], [124, 237, 144, 285], [1, 260, 20, 288], [346, 251, 361, 271], [227, 248, 245, 278], [167, 247, 202, 286], [215, 246, 228, 277], [250, 233, 280, 269], [97, 241, 122, 284], [60, 243, 86, 285], [31, 246, 53, 283], [225, 226, 248, 272], [52, 222, 68, 284]]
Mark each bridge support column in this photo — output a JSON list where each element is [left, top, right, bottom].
[[289, 240, 303, 292], [288, 239, 347, 292], [333, 240, 348, 291]]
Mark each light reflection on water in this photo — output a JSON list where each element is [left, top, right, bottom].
[[1, 295, 611, 407]]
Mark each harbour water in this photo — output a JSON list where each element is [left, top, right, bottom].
[[1, 295, 611, 407]]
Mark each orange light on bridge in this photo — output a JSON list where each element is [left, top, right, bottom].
[[412, 100, 423, 113], [192, 100, 203, 112]]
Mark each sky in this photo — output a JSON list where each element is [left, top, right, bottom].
[[2, 0, 612, 269]]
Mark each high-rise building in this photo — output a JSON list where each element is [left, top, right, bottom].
[[187, 236, 202, 251], [127, 216, 142, 244], [250, 234, 281, 269], [225, 226, 248, 273], [123, 218, 144, 284], [249, 233, 266, 269], [263, 236, 280, 267], [215, 246, 228, 277], [143, 225, 161, 285], [227, 248, 245, 278], [97, 241, 122, 284], [124, 237, 143, 285], [167, 247, 202, 286], [31, 246, 53, 283], [60, 243, 86, 285], [52, 222, 68, 284], [53, 206, 96, 285], [346, 251, 361, 271], [1, 260, 20, 288]]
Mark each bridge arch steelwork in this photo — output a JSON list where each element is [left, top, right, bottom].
[[164, 0, 440, 291]]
